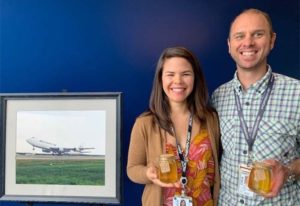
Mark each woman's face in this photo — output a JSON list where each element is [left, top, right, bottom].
[[180, 200, 186, 206], [162, 57, 194, 107]]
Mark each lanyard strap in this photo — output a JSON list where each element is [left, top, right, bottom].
[[172, 113, 193, 186], [234, 74, 274, 154]]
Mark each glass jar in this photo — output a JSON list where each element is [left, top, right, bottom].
[[248, 162, 272, 195], [158, 154, 178, 183]]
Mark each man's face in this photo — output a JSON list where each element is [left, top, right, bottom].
[[228, 12, 276, 72]]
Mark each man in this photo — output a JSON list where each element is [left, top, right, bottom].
[[211, 8, 300, 205]]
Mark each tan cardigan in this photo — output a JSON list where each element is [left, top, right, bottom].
[[127, 114, 220, 206]]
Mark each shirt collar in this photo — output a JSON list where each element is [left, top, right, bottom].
[[233, 65, 273, 95]]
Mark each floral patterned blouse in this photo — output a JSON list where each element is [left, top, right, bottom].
[[162, 129, 215, 206]]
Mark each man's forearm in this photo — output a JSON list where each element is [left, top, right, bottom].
[[287, 158, 300, 181]]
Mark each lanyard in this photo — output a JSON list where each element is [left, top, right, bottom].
[[172, 114, 193, 187], [234, 74, 274, 158]]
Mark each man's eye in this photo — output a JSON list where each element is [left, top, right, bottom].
[[254, 32, 264, 38], [234, 35, 244, 40]]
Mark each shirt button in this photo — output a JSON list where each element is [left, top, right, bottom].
[[240, 199, 245, 204], [243, 150, 247, 155], [245, 102, 250, 106], [283, 151, 289, 157]]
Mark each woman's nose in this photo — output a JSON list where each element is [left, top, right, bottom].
[[174, 75, 182, 84]]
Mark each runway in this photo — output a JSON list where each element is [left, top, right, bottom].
[[16, 153, 105, 160]]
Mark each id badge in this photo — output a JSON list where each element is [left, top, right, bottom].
[[238, 164, 254, 197], [172, 195, 193, 206]]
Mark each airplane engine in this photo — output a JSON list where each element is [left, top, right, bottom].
[[74, 146, 83, 152]]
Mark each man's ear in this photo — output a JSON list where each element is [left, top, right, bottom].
[[270, 32, 276, 50], [227, 38, 231, 54]]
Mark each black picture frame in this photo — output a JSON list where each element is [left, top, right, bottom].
[[0, 92, 122, 204]]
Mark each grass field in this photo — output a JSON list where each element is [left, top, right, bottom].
[[16, 158, 105, 185]]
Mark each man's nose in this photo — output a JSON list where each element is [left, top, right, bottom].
[[242, 35, 255, 47]]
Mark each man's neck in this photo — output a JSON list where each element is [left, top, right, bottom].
[[237, 66, 268, 90]]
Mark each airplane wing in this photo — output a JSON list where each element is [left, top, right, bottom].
[[49, 146, 95, 153], [49, 146, 76, 153]]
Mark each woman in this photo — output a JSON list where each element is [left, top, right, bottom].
[[127, 47, 220, 206]]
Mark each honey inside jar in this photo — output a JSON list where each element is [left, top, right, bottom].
[[248, 162, 272, 194], [158, 154, 178, 183]]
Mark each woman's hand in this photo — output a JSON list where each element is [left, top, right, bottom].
[[146, 165, 181, 188]]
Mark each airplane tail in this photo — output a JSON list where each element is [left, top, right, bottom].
[[75, 145, 95, 153]]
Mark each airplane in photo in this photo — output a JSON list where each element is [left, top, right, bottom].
[[26, 137, 95, 155]]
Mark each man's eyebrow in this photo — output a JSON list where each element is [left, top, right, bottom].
[[253, 29, 266, 33], [231, 32, 244, 37], [234, 29, 266, 34], [231, 29, 266, 36]]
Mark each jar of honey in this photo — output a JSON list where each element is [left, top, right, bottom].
[[248, 162, 272, 195], [158, 154, 178, 183]]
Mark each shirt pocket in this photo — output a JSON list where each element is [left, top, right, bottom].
[[220, 118, 238, 155], [254, 119, 297, 163]]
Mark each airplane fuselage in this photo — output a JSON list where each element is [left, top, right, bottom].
[[26, 137, 94, 155]]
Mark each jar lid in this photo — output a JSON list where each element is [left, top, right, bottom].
[[253, 162, 272, 169], [160, 154, 176, 160]]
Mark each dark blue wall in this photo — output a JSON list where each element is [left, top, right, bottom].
[[0, 0, 299, 206]]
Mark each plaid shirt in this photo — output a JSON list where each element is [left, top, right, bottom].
[[211, 67, 300, 206]]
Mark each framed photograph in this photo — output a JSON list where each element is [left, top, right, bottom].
[[0, 92, 122, 204]]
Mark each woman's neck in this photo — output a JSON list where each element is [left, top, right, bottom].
[[170, 102, 189, 119], [168, 103, 189, 148]]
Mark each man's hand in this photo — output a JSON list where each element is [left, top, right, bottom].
[[262, 159, 289, 198]]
